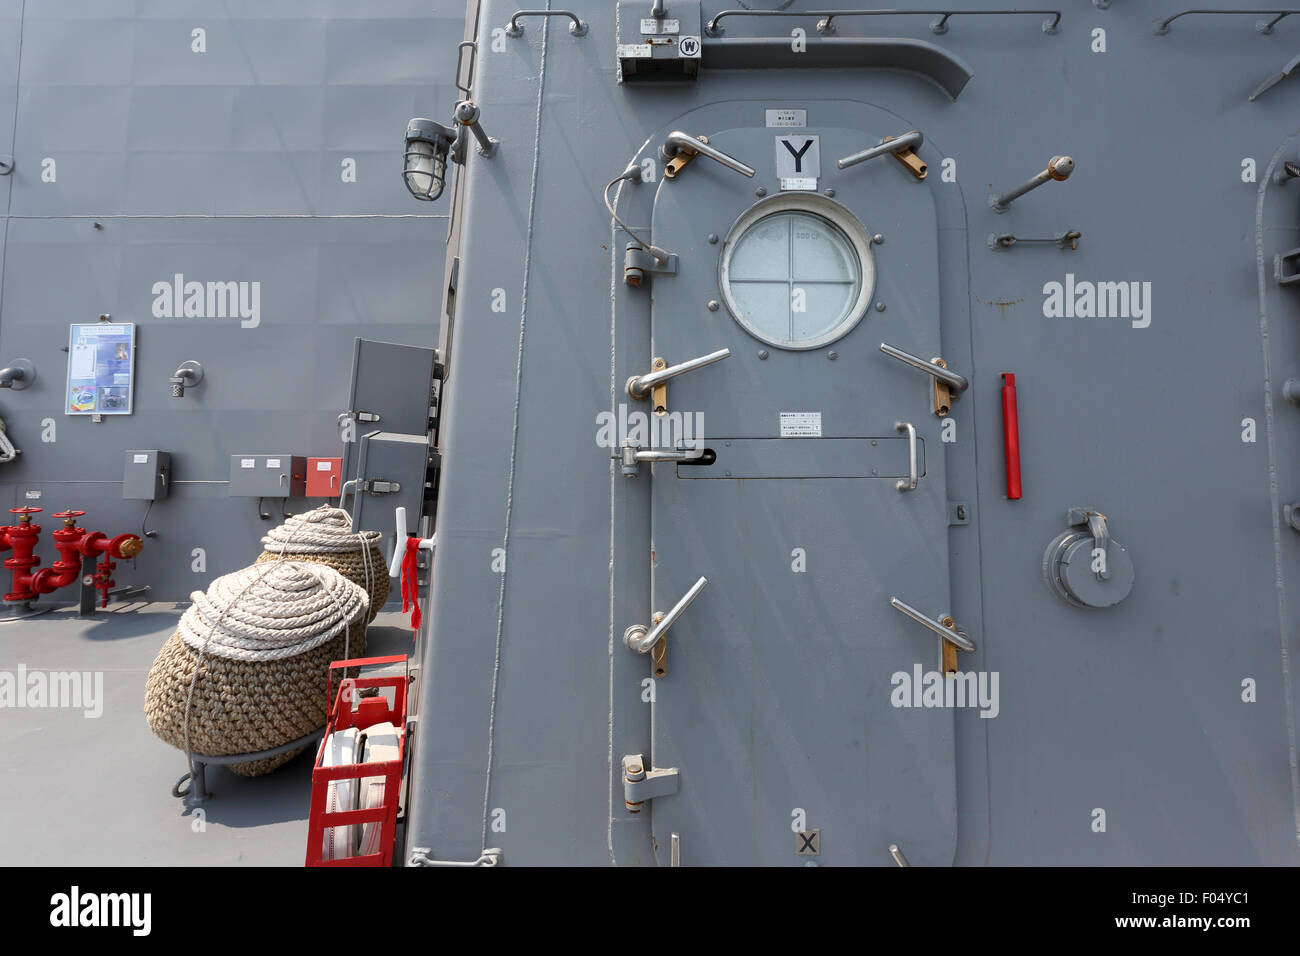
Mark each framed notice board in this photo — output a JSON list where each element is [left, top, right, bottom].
[[66, 322, 136, 416]]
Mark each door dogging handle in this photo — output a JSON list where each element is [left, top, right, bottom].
[[627, 349, 731, 400], [895, 422, 918, 492], [661, 132, 756, 179], [879, 342, 969, 393], [625, 576, 708, 654], [889, 596, 977, 652]]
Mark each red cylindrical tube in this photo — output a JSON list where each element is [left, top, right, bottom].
[[1001, 373, 1022, 500]]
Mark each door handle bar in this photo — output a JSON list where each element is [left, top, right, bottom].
[[889, 596, 977, 652], [662, 132, 756, 178], [625, 576, 708, 653], [837, 130, 924, 170], [879, 342, 969, 392], [628, 349, 731, 399], [895, 421, 918, 492]]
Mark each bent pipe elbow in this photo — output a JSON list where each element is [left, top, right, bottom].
[[699, 37, 974, 101]]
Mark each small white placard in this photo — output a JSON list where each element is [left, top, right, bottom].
[[316, 461, 332, 471], [766, 109, 807, 128], [133, 453, 148, 464], [677, 35, 701, 57], [640, 17, 680, 34], [266, 458, 281, 468], [25, 490, 41, 500], [780, 177, 818, 191], [780, 412, 822, 437], [617, 43, 652, 58], [240, 458, 255, 469]]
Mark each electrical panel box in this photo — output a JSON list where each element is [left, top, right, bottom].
[[306, 457, 343, 498], [229, 454, 306, 498], [616, 0, 703, 83], [342, 338, 438, 481], [351, 431, 430, 548], [123, 450, 170, 500]]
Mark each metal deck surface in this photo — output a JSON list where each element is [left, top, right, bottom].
[[0, 602, 412, 866]]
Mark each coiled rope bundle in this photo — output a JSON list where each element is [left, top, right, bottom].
[[255, 506, 388, 622], [145, 561, 369, 776]]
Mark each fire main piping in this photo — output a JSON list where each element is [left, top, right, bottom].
[[0, 508, 143, 606]]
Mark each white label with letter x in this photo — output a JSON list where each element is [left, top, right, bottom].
[[775, 134, 820, 191]]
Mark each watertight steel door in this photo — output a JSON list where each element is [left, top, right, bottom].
[[645, 118, 956, 866]]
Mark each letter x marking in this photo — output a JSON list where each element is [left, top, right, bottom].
[[797, 829, 819, 855]]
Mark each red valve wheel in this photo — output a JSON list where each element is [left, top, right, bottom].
[[52, 510, 85, 518], [8, 506, 42, 525]]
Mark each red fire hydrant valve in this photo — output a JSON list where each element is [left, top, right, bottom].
[[0, 508, 144, 605]]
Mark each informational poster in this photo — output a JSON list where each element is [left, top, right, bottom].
[[65, 322, 136, 415]]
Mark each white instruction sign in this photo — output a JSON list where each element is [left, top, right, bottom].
[[766, 109, 807, 128], [133, 454, 149, 464], [316, 461, 332, 471], [780, 412, 822, 437], [641, 18, 680, 34], [266, 458, 281, 468], [240, 459, 255, 469]]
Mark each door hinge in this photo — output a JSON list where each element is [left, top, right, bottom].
[[622, 753, 679, 813], [624, 244, 679, 286]]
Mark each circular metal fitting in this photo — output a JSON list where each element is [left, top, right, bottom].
[[1048, 155, 1075, 181], [1042, 531, 1135, 609]]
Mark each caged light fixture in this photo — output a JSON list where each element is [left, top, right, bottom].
[[403, 101, 497, 202]]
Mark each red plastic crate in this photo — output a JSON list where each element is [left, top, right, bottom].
[[304, 655, 408, 867]]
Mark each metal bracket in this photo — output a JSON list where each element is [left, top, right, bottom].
[[1275, 247, 1300, 285], [408, 847, 502, 867], [650, 358, 667, 415], [652, 628, 668, 678], [988, 230, 1081, 251], [947, 501, 970, 526], [624, 245, 679, 286], [664, 134, 707, 178], [931, 357, 952, 416], [881, 134, 928, 180], [360, 478, 401, 494], [622, 753, 679, 812], [1284, 502, 1300, 532], [1068, 507, 1110, 581]]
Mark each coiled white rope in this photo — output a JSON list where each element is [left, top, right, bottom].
[[263, 505, 380, 607], [181, 511, 368, 760], [178, 562, 368, 662], [0, 418, 17, 464], [263, 506, 381, 554]]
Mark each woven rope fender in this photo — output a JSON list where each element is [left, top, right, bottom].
[[256, 506, 388, 623], [144, 561, 369, 777]]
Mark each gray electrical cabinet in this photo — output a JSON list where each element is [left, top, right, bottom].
[[228, 454, 307, 498], [342, 338, 438, 481], [351, 431, 430, 550], [123, 450, 170, 501]]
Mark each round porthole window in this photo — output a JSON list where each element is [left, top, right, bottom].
[[718, 195, 875, 351]]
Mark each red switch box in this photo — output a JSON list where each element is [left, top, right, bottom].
[[306, 458, 343, 498]]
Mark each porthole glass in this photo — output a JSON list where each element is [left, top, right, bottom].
[[718, 197, 875, 351]]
